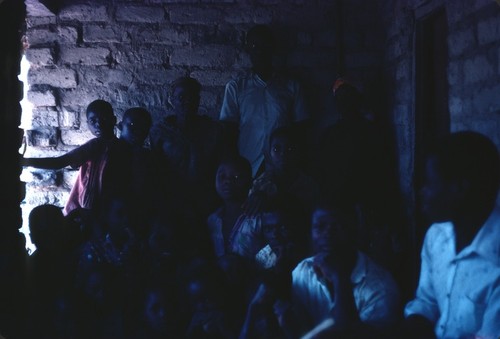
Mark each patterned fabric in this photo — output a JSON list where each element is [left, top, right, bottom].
[[405, 208, 500, 339], [63, 137, 120, 216], [207, 207, 264, 259]]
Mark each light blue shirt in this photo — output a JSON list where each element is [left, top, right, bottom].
[[292, 251, 400, 332], [405, 208, 500, 339], [219, 72, 308, 176]]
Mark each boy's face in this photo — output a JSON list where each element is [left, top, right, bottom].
[[215, 163, 250, 201], [119, 114, 149, 147], [270, 136, 297, 171], [87, 110, 115, 138], [262, 211, 291, 248], [170, 85, 199, 119], [311, 208, 353, 254], [420, 157, 455, 223]]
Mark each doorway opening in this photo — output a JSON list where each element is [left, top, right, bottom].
[[413, 6, 450, 276]]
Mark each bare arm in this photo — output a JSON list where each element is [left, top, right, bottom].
[[21, 138, 99, 170], [21, 153, 73, 170]]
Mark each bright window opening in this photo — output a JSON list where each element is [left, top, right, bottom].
[[18, 53, 37, 254]]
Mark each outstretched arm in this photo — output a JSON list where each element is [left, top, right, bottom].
[[21, 153, 73, 170], [21, 138, 100, 170]]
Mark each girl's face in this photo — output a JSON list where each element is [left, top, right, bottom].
[[215, 163, 250, 201], [87, 110, 115, 139], [269, 136, 297, 171]]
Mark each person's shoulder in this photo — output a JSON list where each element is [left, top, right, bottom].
[[292, 255, 315, 274], [424, 221, 454, 245], [225, 70, 255, 87], [207, 207, 223, 224]]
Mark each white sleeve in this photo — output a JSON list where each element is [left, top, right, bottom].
[[219, 80, 240, 123], [477, 282, 500, 339], [404, 229, 440, 324]]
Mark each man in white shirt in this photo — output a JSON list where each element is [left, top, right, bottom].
[[287, 201, 400, 337], [219, 24, 309, 177], [403, 131, 500, 339]]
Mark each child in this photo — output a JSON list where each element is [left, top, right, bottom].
[[244, 126, 319, 217], [21, 99, 119, 216], [207, 155, 264, 260], [115, 107, 161, 224]]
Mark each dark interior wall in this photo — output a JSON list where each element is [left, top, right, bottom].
[[0, 0, 26, 234], [0, 0, 28, 335], [382, 0, 500, 215]]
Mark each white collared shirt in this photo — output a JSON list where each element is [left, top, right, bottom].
[[292, 251, 400, 332], [405, 208, 500, 339], [219, 71, 308, 176]]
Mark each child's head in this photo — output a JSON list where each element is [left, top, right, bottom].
[[268, 126, 300, 172], [118, 107, 152, 147], [168, 76, 201, 119], [215, 155, 252, 202], [261, 194, 305, 250], [29, 204, 65, 252], [86, 99, 116, 139], [310, 199, 358, 255], [142, 282, 179, 335]]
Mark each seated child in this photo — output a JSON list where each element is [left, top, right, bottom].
[[244, 126, 319, 217], [182, 258, 238, 339], [255, 193, 306, 272], [131, 279, 182, 339], [240, 194, 307, 339], [21, 99, 118, 216], [207, 155, 264, 260], [25, 204, 78, 337]]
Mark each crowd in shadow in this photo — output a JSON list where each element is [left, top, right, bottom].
[[4, 24, 498, 339]]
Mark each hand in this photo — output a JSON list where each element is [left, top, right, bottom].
[[312, 251, 350, 282]]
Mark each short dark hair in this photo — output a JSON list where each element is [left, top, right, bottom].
[[430, 131, 500, 203], [122, 107, 152, 129], [86, 99, 114, 118], [168, 76, 201, 98], [246, 24, 274, 46]]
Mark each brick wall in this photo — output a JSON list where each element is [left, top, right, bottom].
[[22, 0, 500, 247], [21, 0, 387, 218], [382, 0, 500, 212]]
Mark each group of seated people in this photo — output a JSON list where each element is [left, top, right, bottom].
[[18, 71, 500, 339]]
